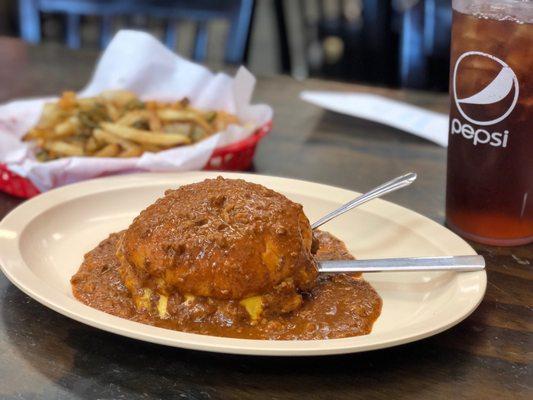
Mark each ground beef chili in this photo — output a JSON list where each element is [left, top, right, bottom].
[[71, 230, 382, 340]]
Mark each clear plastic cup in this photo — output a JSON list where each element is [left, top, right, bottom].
[[446, 0, 533, 245]]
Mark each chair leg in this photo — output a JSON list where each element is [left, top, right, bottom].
[[362, 0, 394, 85], [66, 13, 81, 49], [164, 20, 178, 50], [18, 0, 41, 43], [100, 15, 113, 49], [273, 0, 291, 73], [225, 0, 254, 64], [399, 1, 427, 88], [193, 21, 208, 62]]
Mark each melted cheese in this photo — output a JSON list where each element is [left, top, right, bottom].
[[157, 295, 169, 319], [240, 295, 264, 321], [135, 288, 152, 311]]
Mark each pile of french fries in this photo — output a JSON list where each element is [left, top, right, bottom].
[[23, 90, 240, 161]]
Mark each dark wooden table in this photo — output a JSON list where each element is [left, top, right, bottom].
[[0, 37, 531, 400]]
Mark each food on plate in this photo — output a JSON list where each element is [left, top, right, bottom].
[[117, 178, 318, 310], [71, 177, 382, 340], [23, 90, 239, 161]]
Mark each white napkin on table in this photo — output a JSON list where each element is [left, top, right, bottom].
[[300, 91, 449, 147]]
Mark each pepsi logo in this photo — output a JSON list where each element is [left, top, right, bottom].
[[453, 51, 519, 126]]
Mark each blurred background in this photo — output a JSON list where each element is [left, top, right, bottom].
[[0, 0, 452, 91]]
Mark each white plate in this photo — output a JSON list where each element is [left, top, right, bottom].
[[0, 172, 486, 356]]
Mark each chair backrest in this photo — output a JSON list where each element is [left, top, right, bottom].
[[284, 0, 396, 85], [280, 0, 451, 90], [18, 0, 254, 64]]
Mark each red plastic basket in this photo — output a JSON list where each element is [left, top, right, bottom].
[[0, 121, 272, 199]]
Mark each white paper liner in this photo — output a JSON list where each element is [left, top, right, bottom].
[[0, 30, 273, 191]]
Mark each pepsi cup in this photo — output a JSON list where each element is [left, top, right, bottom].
[[446, 0, 533, 245]]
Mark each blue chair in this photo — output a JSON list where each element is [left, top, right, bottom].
[[398, 0, 452, 89], [18, 0, 255, 63]]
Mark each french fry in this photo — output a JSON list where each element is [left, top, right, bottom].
[[35, 150, 50, 162], [156, 109, 198, 121], [156, 109, 213, 133], [24, 90, 239, 161], [139, 144, 164, 153], [163, 122, 192, 136], [42, 141, 84, 156], [145, 101, 158, 111], [85, 136, 100, 153], [147, 110, 162, 131], [116, 110, 150, 126], [191, 126, 207, 142], [58, 91, 77, 110], [54, 119, 76, 136], [77, 97, 98, 107], [22, 128, 49, 141], [25, 117, 78, 141], [100, 90, 137, 106], [37, 103, 64, 129], [213, 111, 239, 131], [101, 122, 191, 146], [119, 147, 143, 158], [93, 128, 121, 144], [94, 143, 120, 157], [105, 102, 120, 121], [93, 128, 139, 150]]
